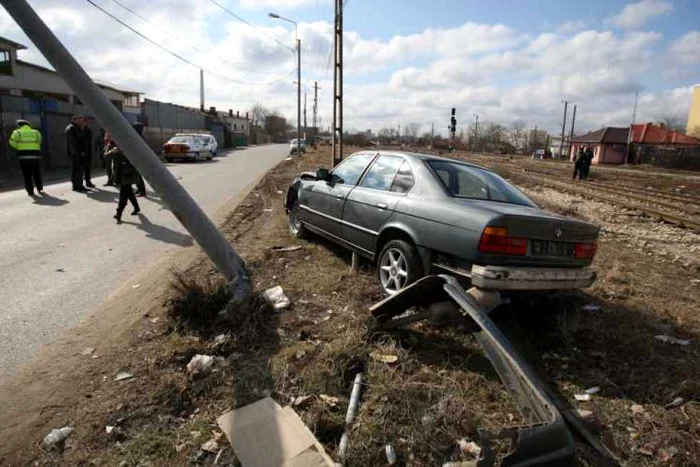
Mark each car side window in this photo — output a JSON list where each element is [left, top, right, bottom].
[[456, 170, 489, 200], [330, 153, 375, 185], [359, 155, 403, 191], [389, 161, 414, 193]]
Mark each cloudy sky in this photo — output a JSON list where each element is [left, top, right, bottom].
[[1, 0, 698, 136]]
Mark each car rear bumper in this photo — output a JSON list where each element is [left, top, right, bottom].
[[165, 151, 199, 159], [471, 265, 596, 290]]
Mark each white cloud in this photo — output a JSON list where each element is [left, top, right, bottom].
[[669, 31, 700, 66], [555, 21, 587, 34], [611, 0, 673, 30], [239, 0, 327, 10]]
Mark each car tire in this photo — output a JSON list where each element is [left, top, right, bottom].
[[377, 239, 424, 295], [207, 152, 213, 161], [287, 198, 307, 239]]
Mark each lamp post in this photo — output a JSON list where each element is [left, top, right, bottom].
[[269, 12, 301, 157]]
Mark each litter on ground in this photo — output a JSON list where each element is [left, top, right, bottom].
[[114, 372, 135, 382], [654, 335, 691, 346], [43, 427, 74, 446], [187, 354, 215, 376], [263, 285, 291, 310]]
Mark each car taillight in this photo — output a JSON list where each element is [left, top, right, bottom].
[[574, 241, 597, 259], [479, 227, 527, 256]]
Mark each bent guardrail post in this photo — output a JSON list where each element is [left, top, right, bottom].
[[3, 0, 250, 300]]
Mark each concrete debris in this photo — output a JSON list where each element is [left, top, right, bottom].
[[270, 245, 302, 252], [202, 439, 220, 453], [263, 285, 291, 310], [458, 439, 481, 457], [658, 446, 678, 462], [295, 350, 306, 360], [665, 397, 684, 409], [114, 372, 135, 382], [655, 335, 691, 346], [80, 347, 95, 356], [386, 444, 397, 465], [43, 427, 74, 446], [574, 393, 591, 401], [369, 352, 399, 364], [319, 394, 340, 407], [187, 355, 215, 376], [631, 404, 645, 415]]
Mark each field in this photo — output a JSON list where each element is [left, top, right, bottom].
[[2, 148, 699, 466]]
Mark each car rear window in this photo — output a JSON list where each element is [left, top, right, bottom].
[[427, 160, 535, 207], [167, 136, 191, 144]]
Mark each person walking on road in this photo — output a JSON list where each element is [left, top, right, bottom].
[[131, 122, 147, 197], [9, 119, 43, 196], [65, 115, 94, 192], [105, 134, 140, 223], [573, 147, 585, 181], [583, 146, 594, 180], [96, 128, 114, 186]]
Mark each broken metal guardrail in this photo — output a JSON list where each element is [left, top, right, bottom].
[[3, 0, 250, 300], [371, 275, 620, 466]]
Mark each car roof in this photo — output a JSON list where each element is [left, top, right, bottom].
[[367, 150, 495, 173], [175, 133, 212, 137]]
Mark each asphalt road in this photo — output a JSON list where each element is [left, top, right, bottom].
[[0, 144, 288, 377]]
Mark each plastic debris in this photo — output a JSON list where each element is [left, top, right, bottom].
[[114, 372, 135, 382], [132, 284, 141, 289], [187, 355, 215, 376], [369, 352, 399, 364], [271, 245, 302, 252], [43, 427, 74, 446], [202, 439, 220, 453], [631, 404, 645, 415], [655, 335, 691, 346], [105, 426, 115, 434], [319, 394, 340, 407], [458, 439, 481, 457], [665, 397, 684, 409], [582, 304, 601, 311], [574, 393, 591, 401], [292, 395, 313, 407], [658, 446, 678, 462], [585, 386, 600, 395], [385, 444, 397, 465], [263, 285, 291, 310], [80, 347, 95, 356]]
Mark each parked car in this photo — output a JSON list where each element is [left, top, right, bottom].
[[185, 133, 218, 157], [285, 151, 599, 295], [289, 139, 306, 154], [163, 134, 213, 162]]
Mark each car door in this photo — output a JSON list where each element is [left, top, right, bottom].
[[299, 152, 376, 238], [342, 155, 413, 253]]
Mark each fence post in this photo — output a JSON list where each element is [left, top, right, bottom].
[[3, 0, 250, 299]]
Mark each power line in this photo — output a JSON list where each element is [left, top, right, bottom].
[[207, 0, 294, 52], [87, 0, 293, 86], [108, 0, 281, 75]]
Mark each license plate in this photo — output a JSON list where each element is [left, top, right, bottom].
[[530, 240, 574, 257]]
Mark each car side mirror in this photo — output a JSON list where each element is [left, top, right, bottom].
[[316, 168, 330, 181]]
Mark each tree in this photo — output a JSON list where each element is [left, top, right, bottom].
[[264, 111, 288, 141], [656, 114, 687, 132], [377, 128, 392, 144], [249, 103, 269, 130], [405, 123, 421, 144], [508, 120, 527, 151]]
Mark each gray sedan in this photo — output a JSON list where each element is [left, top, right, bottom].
[[285, 151, 599, 295]]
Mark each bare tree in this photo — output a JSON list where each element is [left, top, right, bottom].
[[405, 123, 421, 144], [249, 103, 269, 130], [509, 120, 527, 151], [656, 114, 687, 132], [377, 128, 392, 144]]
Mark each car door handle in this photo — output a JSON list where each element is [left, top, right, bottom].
[[336, 195, 344, 200], [377, 203, 388, 209]]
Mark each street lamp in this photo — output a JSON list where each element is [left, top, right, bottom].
[[269, 12, 301, 157]]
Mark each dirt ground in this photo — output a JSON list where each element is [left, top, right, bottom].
[[1, 148, 699, 466]]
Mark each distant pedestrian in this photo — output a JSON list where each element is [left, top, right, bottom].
[[105, 135, 140, 223], [96, 128, 113, 186], [583, 146, 594, 180], [131, 122, 147, 197], [65, 115, 94, 192], [573, 147, 585, 181], [9, 119, 43, 196]]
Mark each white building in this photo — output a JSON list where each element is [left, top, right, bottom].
[[0, 36, 141, 119]]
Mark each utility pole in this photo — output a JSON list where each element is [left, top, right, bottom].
[[397, 123, 401, 145], [568, 104, 577, 160], [297, 38, 301, 156], [331, 0, 343, 166], [430, 122, 434, 149], [559, 100, 568, 158], [5, 0, 250, 297], [449, 108, 456, 152], [199, 69, 204, 111], [312, 81, 319, 145], [303, 92, 307, 141], [625, 90, 639, 165], [473, 114, 479, 152]]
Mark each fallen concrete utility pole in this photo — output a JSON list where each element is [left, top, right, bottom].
[[3, 0, 250, 299]]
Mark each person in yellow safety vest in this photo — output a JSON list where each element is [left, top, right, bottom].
[[9, 119, 44, 196]]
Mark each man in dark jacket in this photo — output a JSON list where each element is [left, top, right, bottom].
[[573, 147, 585, 181], [583, 146, 594, 180], [65, 115, 94, 192], [105, 133, 141, 223]]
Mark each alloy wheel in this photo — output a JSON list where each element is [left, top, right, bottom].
[[379, 248, 408, 295]]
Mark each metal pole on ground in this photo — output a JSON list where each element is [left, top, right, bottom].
[[3, 0, 250, 298]]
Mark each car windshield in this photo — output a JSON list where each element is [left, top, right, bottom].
[[427, 160, 536, 207], [168, 136, 190, 144]]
